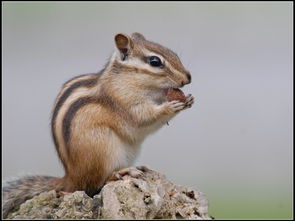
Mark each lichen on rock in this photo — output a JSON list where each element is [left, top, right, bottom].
[[6, 168, 212, 219]]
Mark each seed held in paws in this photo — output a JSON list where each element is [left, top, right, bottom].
[[167, 88, 186, 102]]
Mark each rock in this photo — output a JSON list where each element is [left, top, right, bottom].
[[6, 168, 212, 219]]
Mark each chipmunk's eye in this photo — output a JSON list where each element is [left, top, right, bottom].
[[148, 56, 163, 67]]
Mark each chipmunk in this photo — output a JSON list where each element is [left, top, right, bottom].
[[2, 32, 194, 217]]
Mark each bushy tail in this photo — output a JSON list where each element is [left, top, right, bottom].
[[2, 175, 59, 218]]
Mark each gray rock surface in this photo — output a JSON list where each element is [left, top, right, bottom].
[[6, 168, 212, 219]]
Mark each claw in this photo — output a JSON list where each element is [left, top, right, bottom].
[[184, 94, 194, 108], [166, 100, 186, 113]]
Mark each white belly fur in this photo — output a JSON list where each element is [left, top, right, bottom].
[[108, 133, 140, 172], [109, 114, 174, 172]]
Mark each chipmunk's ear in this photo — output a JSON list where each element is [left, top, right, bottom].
[[131, 32, 146, 41], [114, 33, 133, 61]]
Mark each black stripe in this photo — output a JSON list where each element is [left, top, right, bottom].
[[62, 73, 96, 87], [62, 94, 134, 152], [51, 74, 99, 163], [62, 97, 97, 153], [62, 87, 139, 153], [52, 77, 97, 125]]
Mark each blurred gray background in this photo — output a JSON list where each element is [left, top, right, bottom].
[[2, 2, 293, 219]]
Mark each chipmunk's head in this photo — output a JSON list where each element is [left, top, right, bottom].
[[110, 32, 191, 90]]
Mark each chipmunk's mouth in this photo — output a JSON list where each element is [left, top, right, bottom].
[[162, 87, 183, 98], [166, 77, 182, 89], [161, 77, 186, 98]]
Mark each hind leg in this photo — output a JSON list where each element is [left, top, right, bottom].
[[107, 167, 144, 181], [107, 165, 152, 182]]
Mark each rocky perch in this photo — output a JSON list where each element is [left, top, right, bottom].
[[6, 168, 212, 219]]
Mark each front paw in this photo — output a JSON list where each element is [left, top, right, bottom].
[[164, 100, 186, 114]]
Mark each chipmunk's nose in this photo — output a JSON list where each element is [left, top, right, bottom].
[[182, 72, 191, 86], [187, 73, 191, 83], [181, 71, 192, 87]]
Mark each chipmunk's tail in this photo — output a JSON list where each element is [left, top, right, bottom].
[[2, 175, 61, 218]]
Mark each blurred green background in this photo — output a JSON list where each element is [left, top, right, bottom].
[[2, 2, 293, 219]]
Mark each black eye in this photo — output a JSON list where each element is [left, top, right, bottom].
[[148, 56, 162, 67]]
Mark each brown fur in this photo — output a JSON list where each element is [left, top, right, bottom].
[[52, 74, 100, 172], [3, 32, 193, 216]]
